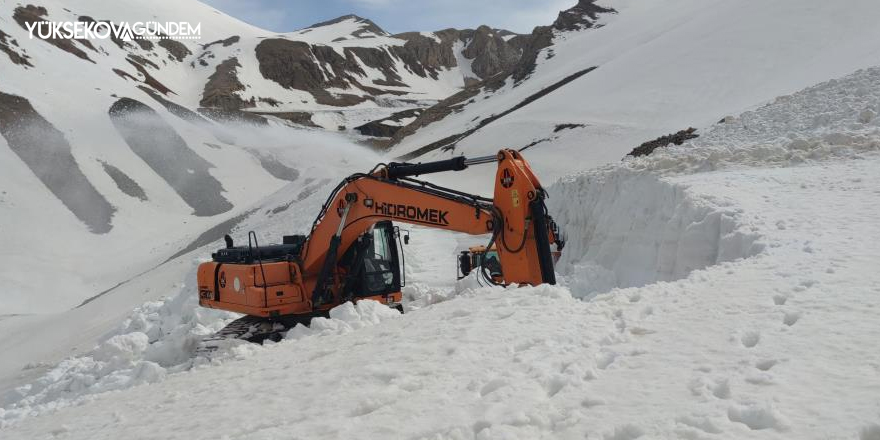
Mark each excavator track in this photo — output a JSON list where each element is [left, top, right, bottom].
[[195, 314, 317, 357]]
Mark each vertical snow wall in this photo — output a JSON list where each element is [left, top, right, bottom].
[[547, 169, 764, 299]]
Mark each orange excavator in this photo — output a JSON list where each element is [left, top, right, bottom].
[[196, 149, 563, 347]]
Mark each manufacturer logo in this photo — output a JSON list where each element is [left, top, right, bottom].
[[375, 202, 449, 226], [501, 169, 514, 188]]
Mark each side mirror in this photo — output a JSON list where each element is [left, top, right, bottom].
[[403, 233, 410, 245]]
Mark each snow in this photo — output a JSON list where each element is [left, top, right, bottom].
[[4, 56, 880, 437], [380, 116, 417, 127], [4, 0, 880, 438]]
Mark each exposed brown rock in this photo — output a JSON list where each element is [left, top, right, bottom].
[[553, 0, 616, 31], [391, 32, 457, 80], [0, 29, 32, 67], [255, 38, 369, 106], [463, 26, 521, 79], [554, 123, 585, 132], [307, 15, 388, 38], [14, 5, 95, 63], [258, 97, 281, 107], [200, 57, 253, 110], [112, 67, 138, 81], [344, 46, 405, 86], [126, 55, 175, 95], [252, 111, 318, 128], [628, 128, 699, 157], [354, 108, 423, 138], [133, 38, 153, 51], [128, 54, 158, 69], [201, 35, 240, 50], [158, 38, 191, 62]]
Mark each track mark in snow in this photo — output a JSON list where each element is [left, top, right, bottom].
[[479, 378, 508, 397], [544, 375, 568, 398], [727, 402, 789, 431], [745, 373, 775, 385], [604, 424, 645, 440], [711, 379, 731, 399], [595, 350, 618, 370], [581, 396, 605, 408], [782, 310, 801, 326], [350, 398, 385, 417], [675, 415, 722, 434], [772, 294, 788, 305], [472, 420, 492, 436], [740, 330, 761, 348], [755, 359, 778, 371]]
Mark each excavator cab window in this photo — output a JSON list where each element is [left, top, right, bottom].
[[340, 221, 401, 299], [483, 250, 503, 278]]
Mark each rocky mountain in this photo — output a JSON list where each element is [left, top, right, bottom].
[[385, 0, 880, 183], [0, 0, 563, 313], [194, 14, 529, 120]]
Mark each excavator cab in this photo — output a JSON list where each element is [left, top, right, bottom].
[[339, 221, 403, 308]]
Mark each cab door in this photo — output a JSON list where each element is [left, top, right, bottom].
[[340, 221, 401, 299]]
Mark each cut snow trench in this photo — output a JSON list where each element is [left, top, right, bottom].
[[548, 169, 765, 299]]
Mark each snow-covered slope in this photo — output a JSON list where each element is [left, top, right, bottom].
[[0, 0, 530, 314], [3, 61, 880, 437], [389, 0, 880, 183]]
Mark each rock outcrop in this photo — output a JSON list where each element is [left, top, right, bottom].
[[308, 15, 388, 39], [200, 57, 252, 110], [628, 128, 699, 157], [462, 26, 522, 79], [0, 29, 32, 67], [13, 5, 96, 63], [254, 38, 368, 106]]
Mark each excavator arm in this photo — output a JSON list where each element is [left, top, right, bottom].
[[302, 149, 561, 306]]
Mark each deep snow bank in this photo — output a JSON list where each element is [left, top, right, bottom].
[[548, 170, 764, 298], [0, 266, 235, 423], [629, 67, 880, 175], [0, 280, 400, 427], [548, 66, 880, 299]]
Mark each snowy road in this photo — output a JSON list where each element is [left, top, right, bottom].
[[3, 155, 879, 439]]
